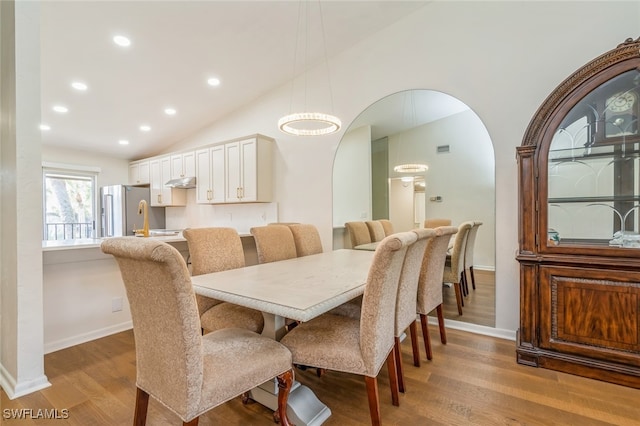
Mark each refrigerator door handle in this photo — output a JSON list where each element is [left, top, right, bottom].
[[104, 194, 114, 237]]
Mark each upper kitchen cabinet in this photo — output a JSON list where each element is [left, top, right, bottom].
[[516, 38, 640, 389], [195, 145, 225, 204], [225, 136, 273, 203], [170, 151, 196, 180], [150, 156, 186, 207], [128, 160, 150, 185]]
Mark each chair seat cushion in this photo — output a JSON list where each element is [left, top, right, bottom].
[[280, 313, 369, 375], [198, 328, 292, 415], [200, 302, 264, 334]]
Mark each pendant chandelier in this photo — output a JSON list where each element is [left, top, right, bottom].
[[278, 0, 341, 136], [393, 91, 427, 173]]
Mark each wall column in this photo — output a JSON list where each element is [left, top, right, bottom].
[[0, 0, 49, 398]]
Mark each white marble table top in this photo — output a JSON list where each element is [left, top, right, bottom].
[[191, 249, 375, 323]]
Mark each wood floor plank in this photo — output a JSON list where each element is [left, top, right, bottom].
[[2, 326, 639, 425]]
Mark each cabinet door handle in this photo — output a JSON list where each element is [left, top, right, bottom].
[[158, 194, 162, 204], [237, 187, 240, 199]]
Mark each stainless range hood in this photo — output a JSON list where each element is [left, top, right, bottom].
[[165, 176, 196, 189]]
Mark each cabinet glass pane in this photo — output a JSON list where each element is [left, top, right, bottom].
[[548, 69, 640, 247]]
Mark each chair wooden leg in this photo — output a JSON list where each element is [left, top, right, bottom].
[[134, 387, 149, 426], [419, 313, 433, 360], [393, 337, 405, 394], [470, 266, 476, 290], [454, 282, 464, 314], [409, 321, 420, 367], [436, 304, 447, 344], [386, 350, 400, 406], [365, 376, 382, 426], [275, 369, 295, 426], [461, 271, 469, 297], [183, 418, 198, 426]]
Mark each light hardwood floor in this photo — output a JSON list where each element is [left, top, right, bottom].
[[2, 326, 639, 425], [442, 269, 495, 327]]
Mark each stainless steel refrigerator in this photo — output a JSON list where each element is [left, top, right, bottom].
[[100, 185, 166, 237]]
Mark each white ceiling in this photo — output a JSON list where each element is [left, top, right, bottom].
[[39, 0, 429, 160]]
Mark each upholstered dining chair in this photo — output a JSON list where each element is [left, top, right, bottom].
[[423, 218, 452, 228], [345, 221, 372, 248], [442, 221, 473, 315], [250, 225, 297, 264], [417, 226, 458, 360], [280, 231, 418, 426], [365, 220, 386, 242], [378, 219, 394, 237], [288, 223, 323, 257], [101, 237, 294, 426], [463, 221, 483, 291], [392, 228, 436, 395], [183, 227, 264, 334]]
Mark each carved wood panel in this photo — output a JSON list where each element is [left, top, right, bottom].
[[539, 265, 640, 366]]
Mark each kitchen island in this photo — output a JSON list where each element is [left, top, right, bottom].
[[42, 233, 257, 354]]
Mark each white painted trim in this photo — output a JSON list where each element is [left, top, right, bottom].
[[428, 316, 516, 341], [42, 161, 101, 173], [44, 321, 133, 354], [0, 364, 51, 400], [472, 265, 495, 272]]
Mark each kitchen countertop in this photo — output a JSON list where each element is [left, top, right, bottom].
[[42, 231, 253, 251], [42, 233, 187, 251]]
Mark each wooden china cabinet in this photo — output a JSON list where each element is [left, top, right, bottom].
[[517, 37, 640, 388]]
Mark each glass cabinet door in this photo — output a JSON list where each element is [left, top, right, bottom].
[[547, 69, 640, 247]]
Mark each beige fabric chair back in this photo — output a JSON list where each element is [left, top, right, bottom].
[[101, 238, 203, 419], [394, 228, 436, 336], [183, 227, 245, 275], [251, 225, 297, 264], [424, 218, 452, 228], [464, 221, 483, 268], [444, 221, 473, 280], [345, 221, 372, 247], [417, 226, 458, 315], [288, 223, 323, 257], [360, 231, 417, 374], [183, 227, 246, 315], [379, 219, 394, 236], [102, 237, 295, 425], [365, 220, 386, 242]]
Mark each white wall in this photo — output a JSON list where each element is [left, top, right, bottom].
[[332, 125, 372, 227], [389, 109, 495, 269], [41, 145, 129, 188], [161, 1, 640, 333]]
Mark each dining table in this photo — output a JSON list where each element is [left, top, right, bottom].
[[191, 248, 376, 426]]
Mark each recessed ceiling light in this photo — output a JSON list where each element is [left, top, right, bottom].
[[71, 81, 88, 91], [113, 35, 131, 47], [119, 139, 130, 145], [39, 124, 51, 131], [139, 125, 151, 132], [164, 108, 177, 116], [207, 77, 221, 87], [53, 105, 68, 113]]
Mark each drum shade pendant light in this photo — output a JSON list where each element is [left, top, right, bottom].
[[278, 1, 341, 136]]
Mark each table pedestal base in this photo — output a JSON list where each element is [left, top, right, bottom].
[[250, 379, 332, 426]]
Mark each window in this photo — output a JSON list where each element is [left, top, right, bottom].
[[43, 166, 98, 240]]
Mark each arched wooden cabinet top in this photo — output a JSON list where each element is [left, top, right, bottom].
[[518, 37, 640, 260], [516, 37, 640, 389]]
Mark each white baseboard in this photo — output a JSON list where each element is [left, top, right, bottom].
[[0, 363, 51, 400], [428, 316, 516, 341], [472, 265, 495, 272], [44, 321, 133, 354]]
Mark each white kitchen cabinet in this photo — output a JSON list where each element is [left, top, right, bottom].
[[170, 151, 195, 179], [195, 145, 225, 204], [128, 160, 150, 185], [224, 136, 272, 203], [150, 156, 186, 206]]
